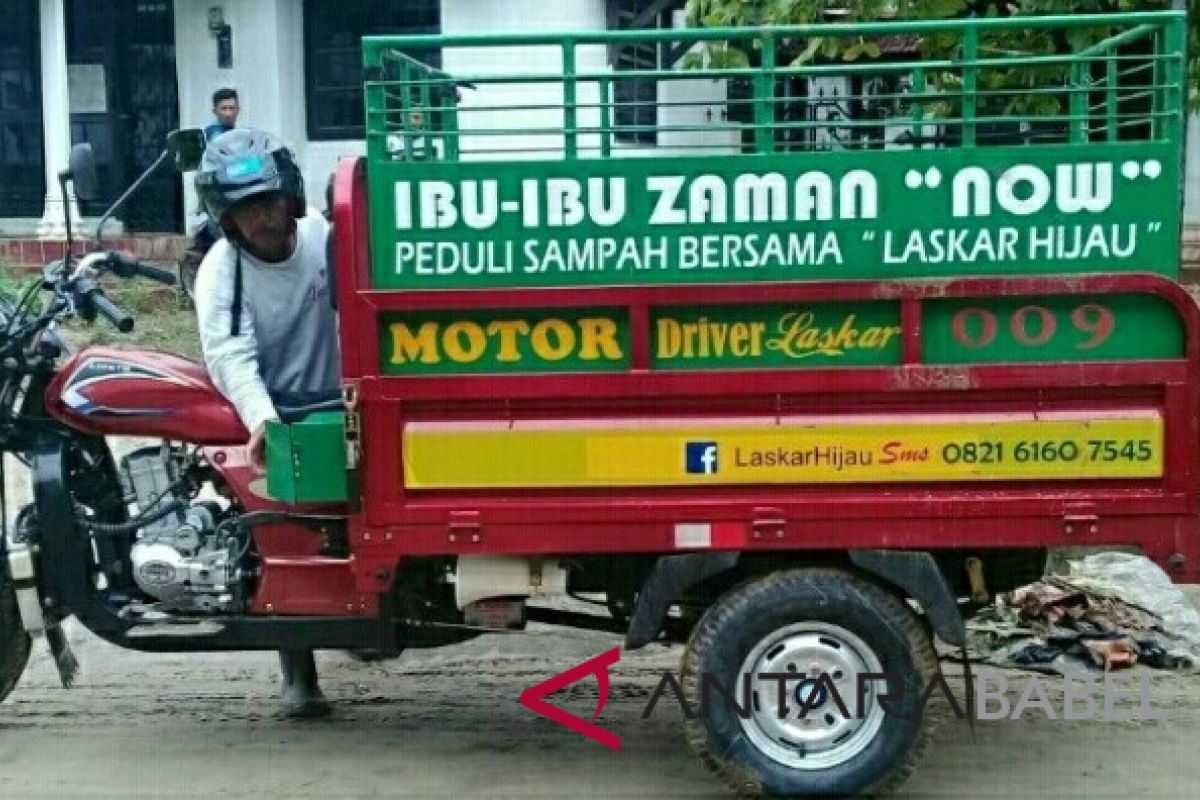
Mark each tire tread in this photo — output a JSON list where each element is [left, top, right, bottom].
[[680, 568, 939, 798]]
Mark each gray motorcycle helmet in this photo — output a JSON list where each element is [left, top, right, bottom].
[[194, 128, 306, 225]]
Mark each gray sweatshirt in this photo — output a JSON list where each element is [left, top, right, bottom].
[[193, 210, 341, 434]]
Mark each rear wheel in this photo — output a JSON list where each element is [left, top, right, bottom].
[[681, 568, 938, 798], [0, 557, 32, 704]]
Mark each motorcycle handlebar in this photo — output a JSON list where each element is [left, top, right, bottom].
[[135, 263, 179, 286], [84, 286, 134, 334], [107, 251, 178, 286]]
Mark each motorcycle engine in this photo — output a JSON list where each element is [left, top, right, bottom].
[[120, 446, 241, 612]]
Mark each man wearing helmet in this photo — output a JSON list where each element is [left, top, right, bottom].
[[193, 128, 339, 718]]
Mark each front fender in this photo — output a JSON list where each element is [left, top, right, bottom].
[[30, 433, 97, 618]]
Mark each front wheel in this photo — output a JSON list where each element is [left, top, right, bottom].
[[0, 558, 32, 704], [681, 568, 939, 798]]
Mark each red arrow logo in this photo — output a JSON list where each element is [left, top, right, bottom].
[[519, 647, 622, 751]]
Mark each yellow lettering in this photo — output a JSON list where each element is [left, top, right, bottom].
[[390, 322, 441, 365], [682, 323, 699, 358], [578, 317, 624, 361], [730, 323, 750, 357], [443, 322, 487, 363], [750, 322, 766, 356], [657, 318, 682, 359], [835, 316, 858, 349], [487, 320, 531, 362], [859, 328, 880, 349], [531, 319, 575, 361]]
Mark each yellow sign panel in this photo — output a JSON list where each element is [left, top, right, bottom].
[[403, 414, 1164, 490]]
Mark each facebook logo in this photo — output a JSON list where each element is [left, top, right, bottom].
[[685, 442, 719, 475]]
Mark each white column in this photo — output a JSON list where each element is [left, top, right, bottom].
[[37, 0, 79, 238], [1185, 114, 1200, 224]]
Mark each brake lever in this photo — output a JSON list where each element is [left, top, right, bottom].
[[72, 252, 111, 282]]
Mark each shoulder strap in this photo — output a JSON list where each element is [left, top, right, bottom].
[[230, 245, 244, 337]]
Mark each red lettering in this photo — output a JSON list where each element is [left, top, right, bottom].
[[1072, 304, 1115, 350], [1011, 305, 1056, 347], [951, 308, 998, 349], [880, 441, 929, 465]]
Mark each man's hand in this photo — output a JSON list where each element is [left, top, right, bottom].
[[248, 424, 268, 473]]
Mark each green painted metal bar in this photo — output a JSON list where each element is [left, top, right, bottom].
[[1162, 16, 1185, 147], [1107, 55, 1119, 143], [563, 40, 578, 158], [910, 66, 925, 142], [443, 86, 461, 161], [369, 109, 1173, 141], [1075, 23, 1162, 58], [398, 59, 416, 161], [756, 35, 777, 154], [362, 11, 1184, 50], [363, 80, 1166, 120], [962, 26, 978, 147], [1069, 61, 1088, 144], [599, 77, 612, 158], [419, 71, 434, 159], [365, 52, 1173, 91], [1153, 29, 1165, 140]]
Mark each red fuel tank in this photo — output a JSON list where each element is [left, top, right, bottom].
[[45, 346, 248, 444]]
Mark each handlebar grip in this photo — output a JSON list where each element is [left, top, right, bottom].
[[108, 251, 177, 285], [91, 291, 134, 334], [134, 262, 178, 286]]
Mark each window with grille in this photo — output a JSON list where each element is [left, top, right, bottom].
[[304, 0, 440, 141], [0, 0, 44, 217], [610, 1, 677, 146]]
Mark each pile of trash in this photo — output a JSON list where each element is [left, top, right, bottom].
[[968, 553, 1200, 674]]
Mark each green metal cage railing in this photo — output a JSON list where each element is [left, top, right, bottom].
[[363, 11, 1187, 164]]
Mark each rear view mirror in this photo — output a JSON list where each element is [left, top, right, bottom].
[[167, 128, 207, 172], [68, 143, 98, 201]]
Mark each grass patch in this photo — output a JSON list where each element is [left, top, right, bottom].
[[1, 261, 201, 360]]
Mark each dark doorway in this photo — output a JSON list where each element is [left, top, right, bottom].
[[0, 0, 44, 218], [67, 0, 180, 232]]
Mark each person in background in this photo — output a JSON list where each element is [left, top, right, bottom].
[[206, 87, 240, 143], [181, 88, 242, 297]]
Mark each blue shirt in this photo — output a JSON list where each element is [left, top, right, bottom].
[[205, 121, 234, 143]]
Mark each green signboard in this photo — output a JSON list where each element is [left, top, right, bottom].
[[652, 303, 903, 370], [378, 295, 1182, 375], [380, 308, 631, 375], [923, 294, 1184, 364], [369, 142, 1179, 290]]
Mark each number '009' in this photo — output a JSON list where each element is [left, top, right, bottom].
[[951, 304, 1114, 350]]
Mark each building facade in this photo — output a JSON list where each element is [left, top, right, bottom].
[[2, 0, 1198, 241], [1, 0, 653, 239]]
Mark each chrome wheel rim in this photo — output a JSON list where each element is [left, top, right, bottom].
[[735, 621, 886, 772]]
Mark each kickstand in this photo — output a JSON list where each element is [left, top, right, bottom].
[[46, 624, 79, 689]]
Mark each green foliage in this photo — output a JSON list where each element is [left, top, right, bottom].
[[0, 262, 199, 359], [684, 0, 1199, 110]]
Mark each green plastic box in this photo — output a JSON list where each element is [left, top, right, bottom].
[[265, 411, 349, 504]]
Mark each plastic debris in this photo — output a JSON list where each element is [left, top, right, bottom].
[[966, 553, 1200, 674]]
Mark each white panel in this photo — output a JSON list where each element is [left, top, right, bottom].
[[1185, 113, 1200, 224], [441, 1, 608, 160], [674, 523, 713, 549]]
